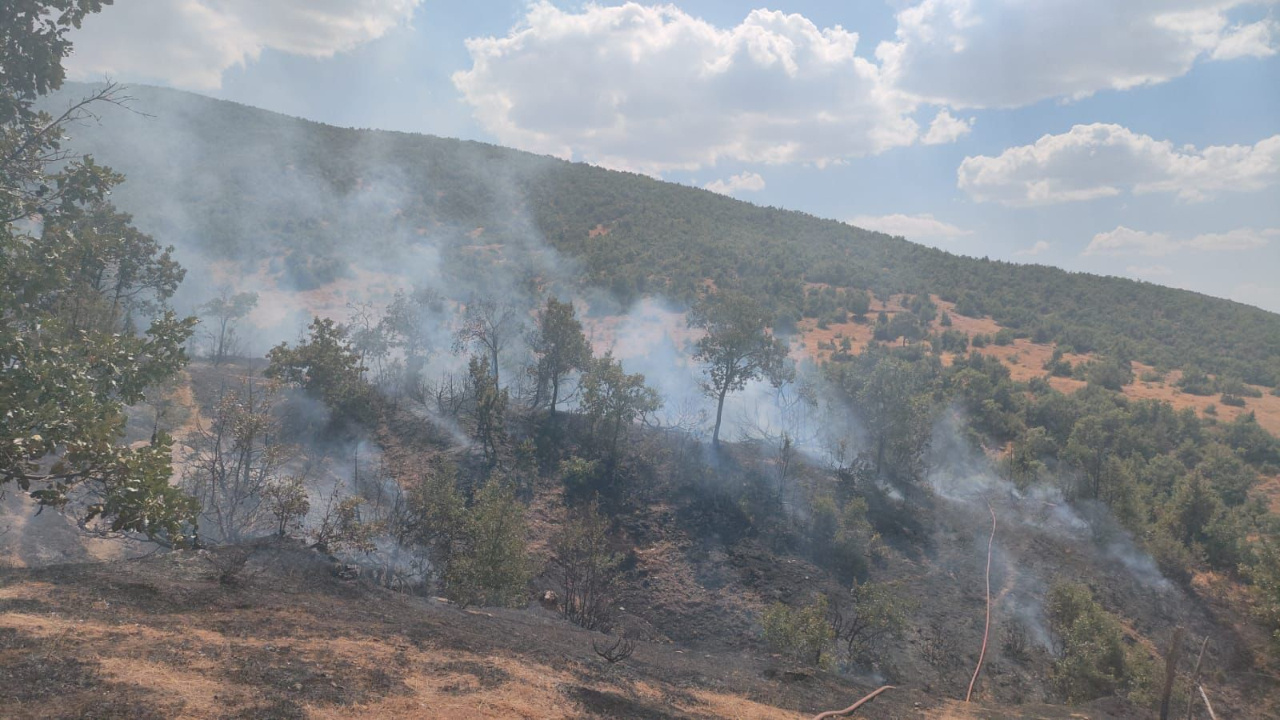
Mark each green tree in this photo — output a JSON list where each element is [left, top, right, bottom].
[[579, 352, 662, 471], [468, 355, 509, 466], [445, 479, 531, 608], [529, 296, 592, 416], [0, 0, 198, 544], [827, 581, 910, 666], [688, 291, 792, 447], [1046, 582, 1154, 704], [266, 316, 369, 420], [837, 351, 938, 485]]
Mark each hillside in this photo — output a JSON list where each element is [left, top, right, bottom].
[[47, 82, 1280, 387]]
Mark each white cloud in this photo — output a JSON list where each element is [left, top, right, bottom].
[[850, 213, 971, 240], [1126, 264, 1174, 278], [67, 0, 420, 90], [958, 124, 1280, 206], [921, 109, 973, 145], [877, 0, 1277, 109], [453, 3, 922, 173], [704, 172, 766, 195], [1086, 225, 1275, 256], [1014, 240, 1051, 257], [1185, 227, 1278, 251], [1086, 227, 1177, 256], [1212, 19, 1278, 60]]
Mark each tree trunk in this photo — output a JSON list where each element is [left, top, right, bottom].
[[550, 376, 559, 416], [712, 384, 729, 448]]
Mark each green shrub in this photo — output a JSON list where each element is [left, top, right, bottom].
[[1047, 582, 1156, 704], [763, 596, 833, 667]]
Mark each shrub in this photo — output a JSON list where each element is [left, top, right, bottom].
[[1047, 582, 1155, 704], [763, 596, 833, 667], [445, 479, 531, 608]]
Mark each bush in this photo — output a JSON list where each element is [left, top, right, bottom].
[[1221, 394, 1246, 407], [444, 479, 531, 608], [763, 596, 833, 667], [1047, 582, 1155, 704]]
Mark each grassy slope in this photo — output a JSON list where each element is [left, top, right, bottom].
[[48, 82, 1280, 385]]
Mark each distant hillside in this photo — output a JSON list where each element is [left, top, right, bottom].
[[49, 82, 1280, 386]]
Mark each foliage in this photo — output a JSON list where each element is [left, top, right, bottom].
[[468, 355, 509, 466], [528, 296, 591, 415], [266, 316, 370, 423], [311, 492, 379, 555], [182, 379, 293, 543], [1046, 582, 1155, 704], [827, 581, 911, 667], [828, 346, 939, 486], [688, 291, 792, 446], [262, 475, 310, 538], [444, 478, 531, 608], [580, 352, 662, 472], [763, 595, 834, 667], [0, 1, 198, 543], [200, 288, 258, 364], [453, 296, 525, 389]]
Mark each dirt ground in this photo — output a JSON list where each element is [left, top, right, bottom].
[[0, 540, 1167, 719], [795, 295, 1280, 436]]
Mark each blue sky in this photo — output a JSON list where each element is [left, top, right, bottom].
[[65, 1, 1280, 311]]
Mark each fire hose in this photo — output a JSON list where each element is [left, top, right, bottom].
[[965, 501, 997, 703], [811, 685, 896, 719]]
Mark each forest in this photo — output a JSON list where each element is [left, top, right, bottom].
[[3, 3, 1280, 718]]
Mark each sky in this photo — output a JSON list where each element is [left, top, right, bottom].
[[63, 0, 1280, 312]]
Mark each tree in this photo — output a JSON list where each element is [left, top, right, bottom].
[[453, 296, 525, 388], [688, 291, 792, 447], [200, 288, 258, 364], [262, 475, 310, 538], [468, 355, 509, 466], [182, 379, 292, 543], [827, 581, 910, 667], [550, 503, 620, 629], [580, 352, 662, 471], [0, 1, 198, 543], [266, 316, 369, 421], [836, 350, 938, 486], [528, 296, 592, 415], [445, 479, 531, 608]]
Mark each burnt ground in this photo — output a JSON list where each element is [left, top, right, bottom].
[[3, 362, 1276, 718], [0, 539, 1159, 719]]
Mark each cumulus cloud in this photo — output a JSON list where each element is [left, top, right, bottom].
[[1086, 227, 1177, 256], [704, 172, 766, 195], [1085, 225, 1275, 256], [959, 124, 1280, 206], [922, 109, 974, 145], [1185, 227, 1279, 250], [850, 213, 971, 240], [1015, 240, 1051, 257], [67, 0, 420, 90], [453, 3, 925, 173], [877, 0, 1277, 109]]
